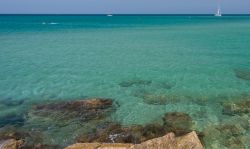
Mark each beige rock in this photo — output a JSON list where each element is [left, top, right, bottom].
[[176, 131, 203, 149], [65, 143, 101, 149], [130, 132, 176, 149], [65, 143, 132, 149], [0, 139, 23, 149], [65, 131, 203, 149], [100, 143, 133, 149], [130, 131, 203, 149]]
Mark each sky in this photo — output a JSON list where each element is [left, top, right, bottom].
[[0, 0, 249, 14]]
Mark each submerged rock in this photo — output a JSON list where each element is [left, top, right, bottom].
[[142, 94, 179, 105], [235, 69, 250, 81], [133, 90, 179, 105], [29, 98, 115, 122], [77, 122, 167, 144], [138, 123, 166, 142], [222, 100, 250, 115], [203, 115, 250, 149], [204, 124, 246, 149], [24, 98, 117, 148], [77, 122, 129, 143], [163, 112, 193, 136], [66, 131, 203, 149], [154, 82, 174, 90], [77, 122, 138, 143], [77, 112, 195, 145], [119, 80, 152, 87]]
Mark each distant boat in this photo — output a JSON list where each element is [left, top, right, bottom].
[[215, 7, 222, 17], [107, 14, 113, 17]]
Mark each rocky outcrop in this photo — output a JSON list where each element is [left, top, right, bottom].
[[65, 131, 203, 149], [29, 98, 115, 122]]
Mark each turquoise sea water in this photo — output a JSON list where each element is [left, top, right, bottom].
[[0, 15, 250, 148]]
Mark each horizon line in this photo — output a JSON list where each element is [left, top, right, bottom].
[[0, 13, 250, 15]]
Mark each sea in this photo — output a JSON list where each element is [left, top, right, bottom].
[[0, 15, 250, 148]]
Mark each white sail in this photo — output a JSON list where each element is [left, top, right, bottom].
[[215, 7, 222, 17]]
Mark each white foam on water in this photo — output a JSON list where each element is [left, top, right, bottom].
[[42, 22, 59, 25], [49, 22, 59, 25]]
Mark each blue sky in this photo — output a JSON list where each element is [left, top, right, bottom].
[[0, 0, 249, 14]]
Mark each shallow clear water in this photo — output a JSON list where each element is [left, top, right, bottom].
[[0, 15, 250, 148]]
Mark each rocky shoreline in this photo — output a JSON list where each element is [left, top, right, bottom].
[[0, 96, 249, 148], [0, 131, 203, 149]]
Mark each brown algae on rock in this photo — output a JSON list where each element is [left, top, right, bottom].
[[76, 112, 196, 145], [76, 122, 166, 144], [163, 112, 194, 136], [29, 98, 116, 122]]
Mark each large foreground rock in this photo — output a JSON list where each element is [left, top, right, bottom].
[[65, 131, 203, 149]]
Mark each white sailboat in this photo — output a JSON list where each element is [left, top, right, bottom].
[[215, 7, 222, 17], [107, 14, 113, 17]]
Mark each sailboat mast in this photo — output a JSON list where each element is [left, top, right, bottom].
[[215, 2, 222, 16]]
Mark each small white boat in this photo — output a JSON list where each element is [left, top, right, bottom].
[[215, 7, 222, 17], [107, 14, 113, 17]]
